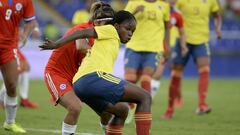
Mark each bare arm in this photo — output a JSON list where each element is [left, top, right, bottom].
[[19, 20, 38, 47], [163, 21, 171, 60], [178, 27, 188, 57], [39, 28, 97, 50], [212, 11, 222, 39]]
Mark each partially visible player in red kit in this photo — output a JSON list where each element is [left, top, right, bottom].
[[43, 2, 122, 134], [0, 0, 37, 133]]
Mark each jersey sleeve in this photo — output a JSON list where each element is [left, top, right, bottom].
[[176, 13, 184, 29], [23, 0, 35, 22], [210, 0, 220, 13], [95, 25, 119, 40]]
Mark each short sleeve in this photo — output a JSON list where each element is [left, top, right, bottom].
[[23, 0, 35, 22], [94, 25, 119, 41], [176, 13, 184, 28], [210, 0, 220, 13]]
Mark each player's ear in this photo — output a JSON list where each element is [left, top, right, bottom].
[[114, 23, 120, 31]]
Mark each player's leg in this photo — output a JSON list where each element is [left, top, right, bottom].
[[162, 43, 190, 119], [103, 103, 129, 135], [120, 82, 152, 135], [59, 90, 82, 135], [18, 55, 38, 108], [193, 43, 211, 115], [44, 72, 81, 135], [151, 58, 165, 98], [124, 48, 140, 123], [0, 84, 6, 108], [0, 48, 25, 133]]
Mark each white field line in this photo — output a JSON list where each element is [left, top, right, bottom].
[[25, 128, 101, 135]]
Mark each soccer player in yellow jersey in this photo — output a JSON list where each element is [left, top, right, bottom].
[[124, 0, 171, 123], [162, 0, 222, 119], [72, 0, 97, 25], [151, 0, 188, 100], [40, 11, 152, 135]]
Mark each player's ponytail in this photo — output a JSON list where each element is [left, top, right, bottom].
[[89, 1, 115, 24]]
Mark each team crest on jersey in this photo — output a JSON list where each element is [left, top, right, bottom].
[[170, 17, 177, 25], [15, 3, 23, 11], [60, 84, 67, 90]]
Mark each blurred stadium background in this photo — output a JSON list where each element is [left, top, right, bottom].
[[15, 0, 240, 79], [0, 0, 240, 135]]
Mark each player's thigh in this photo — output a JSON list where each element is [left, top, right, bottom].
[[171, 42, 190, 66], [192, 43, 210, 67], [124, 48, 141, 71], [142, 52, 158, 75], [44, 71, 73, 104], [59, 90, 82, 111], [120, 82, 151, 103]]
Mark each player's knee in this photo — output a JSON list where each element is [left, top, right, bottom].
[[5, 81, 17, 96], [141, 90, 152, 106], [67, 103, 81, 117]]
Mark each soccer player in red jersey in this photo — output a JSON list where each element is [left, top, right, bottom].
[[44, 2, 128, 135], [0, 0, 37, 133]]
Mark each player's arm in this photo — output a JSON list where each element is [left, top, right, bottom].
[[75, 39, 91, 53], [176, 14, 188, 57], [39, 28, 97, 50], [19, 20, 38, 47], [178, 27, 188, 57], [163, 21, 171, 59], [212, 11, 222, 39]]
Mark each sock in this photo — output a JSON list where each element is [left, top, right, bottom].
[[198, 71, 209, 108], [106, 124, 123, 135], [168, 75, 181, 110], [19, 72, 29, 99], [4, 94, 17, 124], [140, 75, 151, 94], [62, 122, 77, 135], [0, 84, 6, 102], [135, 112, 152, 135], [151, 79, 160, 98]]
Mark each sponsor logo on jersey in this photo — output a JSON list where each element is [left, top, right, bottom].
[[158, 6, 162, 10], [0, 2, 2, 7], [202, 0, 207, 3], [60, 84, 67, 90], [15, 3, 22, 11]]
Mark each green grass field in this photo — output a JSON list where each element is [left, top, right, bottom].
[[0, 79, 240, 135]]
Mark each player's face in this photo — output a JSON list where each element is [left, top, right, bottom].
[[116, 19, 136, 44]]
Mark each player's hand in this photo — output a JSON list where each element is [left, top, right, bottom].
[[133, 5, 145, 14], [39, 38, 57, 50], [216, 29, 222, 39], [19, 34, 27, 48], [163, 50, 170, 63], [181, 46, 189, 57]]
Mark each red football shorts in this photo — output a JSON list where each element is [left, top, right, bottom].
[[44, 70, 73, 104], [0, 47, 21, 71]]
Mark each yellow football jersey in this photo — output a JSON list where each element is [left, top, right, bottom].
[[125, 0, 170, 53], [72, 10, 89, 25], [73, 25, 120, 83], [176, 0, 220, 44], [170, 26, 179, 47]]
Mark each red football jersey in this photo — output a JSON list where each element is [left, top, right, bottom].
[[170, 7, 183, 29], [45, 22, 94, 81], [0, 0, 35, 48]]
